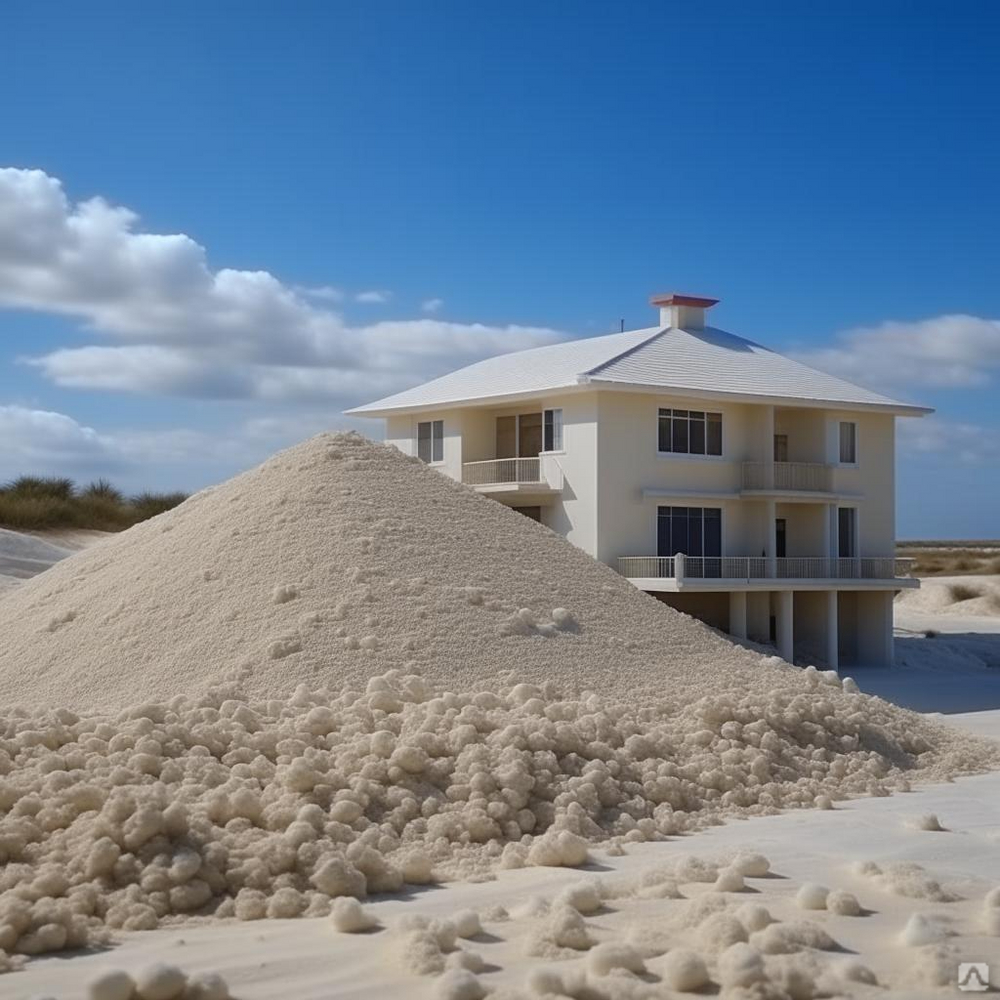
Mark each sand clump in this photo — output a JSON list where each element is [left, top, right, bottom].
[[0, 435, 996, 963]]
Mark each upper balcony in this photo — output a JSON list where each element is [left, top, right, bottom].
[[617, 554, 917, 592], [741, 461, 837, 496], [461, 457, 564, 499]]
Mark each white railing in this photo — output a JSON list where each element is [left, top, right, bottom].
[[616, 556, 675, 579], [462, 458, 543, 487], [742, 461, 834, 492], [617, 555, 915, 581]]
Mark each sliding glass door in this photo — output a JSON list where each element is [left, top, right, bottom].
[[657, 506, 722, 577]]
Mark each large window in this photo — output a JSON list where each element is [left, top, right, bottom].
[[543, 408, 563, 451], [417, 420, 444, 463], [839, 421, 857, 464], [658, 408, 722, 456], [838, 507, 857, 558], [657, 506, 722, 557]]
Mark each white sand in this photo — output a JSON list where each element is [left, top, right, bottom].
[[0, 434, 997, 991], [897, 574, 1000, 619], [10, 709, 1000, 998], [0, 433, 791, 710]]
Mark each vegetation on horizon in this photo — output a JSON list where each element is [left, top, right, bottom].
[[897, 541, 1000, 577], [0, 476, 188, 531]]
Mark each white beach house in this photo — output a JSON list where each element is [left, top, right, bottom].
[[348, 294, 930, 668]]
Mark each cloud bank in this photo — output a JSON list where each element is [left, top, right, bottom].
[[794, 314, 1000, 393], [0, 168, 565, 403]]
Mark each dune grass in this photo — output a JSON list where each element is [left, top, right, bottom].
[[0, 476, 188, 532], [897, 541, 1000, 577]]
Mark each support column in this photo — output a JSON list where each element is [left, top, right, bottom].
[[825, 590, 839, 670], [882, 591, 895, 666], [777, 590, 794, 663], [729, 591, 748, 640]]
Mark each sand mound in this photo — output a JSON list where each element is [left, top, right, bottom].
[[0, 434, 996, 963], [897, 576, 1000, 618], [0, 432, 780, 711]]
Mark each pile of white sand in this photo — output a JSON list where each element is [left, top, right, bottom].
[[0, 433, 780, 710], [0, 434, 996, 964], [896, 575, 1000, 618]]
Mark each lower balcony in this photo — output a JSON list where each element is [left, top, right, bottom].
[[617, 554, 917, 592], [461, 458, 563, 497]]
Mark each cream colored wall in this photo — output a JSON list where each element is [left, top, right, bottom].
[[384, 409, 465, 481], [824, 411, 895, 556], [595, 392, 757, 565], [386, 396, 900, 569]]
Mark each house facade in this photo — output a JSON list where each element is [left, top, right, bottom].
[[347, 294, 930, 668]]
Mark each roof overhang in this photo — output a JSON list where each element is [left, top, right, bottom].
[[581, 377, 934, 417], [344, 383, 591, 419]]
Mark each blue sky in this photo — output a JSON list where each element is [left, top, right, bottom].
[[2, 0, 998, 536]]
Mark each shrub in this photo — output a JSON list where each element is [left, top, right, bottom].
[[0, 494, 79, 529], [4, 475, 75, 500], [81, 479, 126, 505], [0, 477, 188, 531], [128, 492, 188, 520], [948, 583, 980, 603]]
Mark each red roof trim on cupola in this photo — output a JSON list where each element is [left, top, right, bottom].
[[649, 293, 720, 309]]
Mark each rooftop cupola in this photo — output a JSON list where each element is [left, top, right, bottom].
[[650, 292, 719, 330]]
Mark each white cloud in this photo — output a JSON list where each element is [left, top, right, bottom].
[[794, 314, 1000, 393], [897, 415, 1000, 465], [421, 297, 444, 313], [355, 289, 391, 304], [294, 284, 343, 302], [0, 403, 373, 491], [0, 168, 565, 403]]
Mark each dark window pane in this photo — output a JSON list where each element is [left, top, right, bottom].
[[658, 412, 671, 451], [838, 508, 855, 557], [689, 411, 705, 420], [657, 508, 671, 556], [671, 512, 688, 556], [707, 413, 722, 455], [839, 422, 856, 463], [432, 420, 444, 462], [672, 409, 688, 418], [417, 422, 431, 463], [704, 509, 722, 557], [672, 416, 689, 453], [690, 417, 705, 454], [687, 508, 703, 556]]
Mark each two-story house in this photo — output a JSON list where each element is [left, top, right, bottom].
[[347, 293, 930, 668]]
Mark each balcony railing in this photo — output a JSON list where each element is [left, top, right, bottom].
[[618, 554, 915, 581], [742, 461, 834, 492], [462, 458, 545, 487]]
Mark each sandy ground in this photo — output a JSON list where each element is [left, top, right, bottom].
[[0, 527, 111, 595], [11, 620, 1000, 1000], [13, 711, 1000, 999]]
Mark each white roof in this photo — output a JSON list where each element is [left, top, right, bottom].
[[347, 324, 930, 417]]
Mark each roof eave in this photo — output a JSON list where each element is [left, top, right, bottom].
[[344, 382, 592, 419], [584, 378, 933, 416]]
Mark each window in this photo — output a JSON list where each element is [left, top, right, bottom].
[[543, 408, 563, 451], [417, 420, 443, 463], [657, 506, 722, 557], [838, 507, 857, 558], [658, 408, 722, 456], [839, 421, 857, 464]]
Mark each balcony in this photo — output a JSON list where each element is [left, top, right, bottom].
[[617, 554, 916, 591], [742, 461, 834, 494], [461, 458, 563, 497]]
